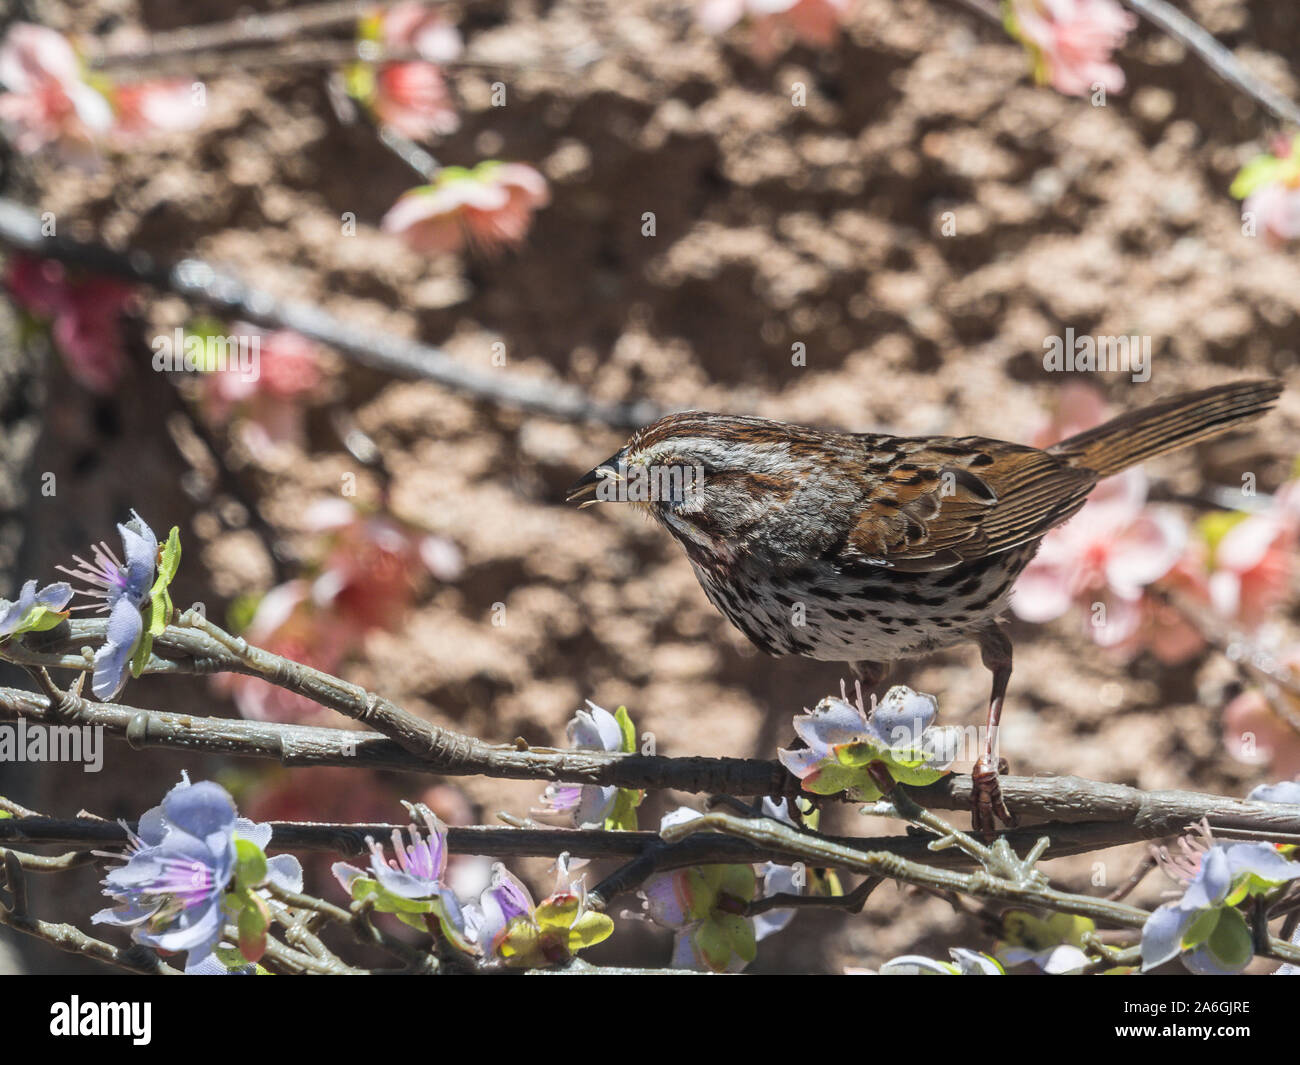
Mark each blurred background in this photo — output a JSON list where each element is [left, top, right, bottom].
[[1, 0, 1299, 973]]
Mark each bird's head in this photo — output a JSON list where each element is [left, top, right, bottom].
[[567, 412, 840, 565]]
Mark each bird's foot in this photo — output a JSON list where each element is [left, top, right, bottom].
[[970, 756, 1016, 841]]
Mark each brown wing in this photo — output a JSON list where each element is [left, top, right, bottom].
[[841, 436, 1098, 572]]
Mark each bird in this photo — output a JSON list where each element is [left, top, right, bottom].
[[568, 379, 1284, 835]]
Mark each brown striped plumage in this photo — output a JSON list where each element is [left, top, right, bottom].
[[570, 380, 1283, 835]]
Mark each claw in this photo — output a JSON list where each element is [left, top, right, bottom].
[[970, 757, 1016, 841]]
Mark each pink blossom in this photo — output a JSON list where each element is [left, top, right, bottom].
[[378, 2, 463, 63], [0, 22, 112, 167], [199, 326, 323, 451], [1203, 516, 1293, 630], [371, 61, 458, 140], [215, 581, 357, 726], [4, 254, 134, 392], [1242, 181, 1300, 244], [698, 0, 852, 61], [1029, 381, 1109, 451], [1011, 467, 1193, 656], [1006, 0, 1136, 97], [304, 498, 463, 631], [109, 80, 204, 140], [1223, 648, 1300, 780], [382, 162, 550, 255]]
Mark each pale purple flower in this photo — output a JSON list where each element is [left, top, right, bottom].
[[1249, 780, 1300, 806], [1141, 841, 1300, 974], [640, 803, 799, 972], [467, 863, 535, 953], [0, 579, 72, 638], [93, 774, 301, 973], [778, 683, 960, 798], [332, 801, 463, 925], [58, 510, 157, 699], [534, 701, 624, 827]]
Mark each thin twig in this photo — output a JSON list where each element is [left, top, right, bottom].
[[663, 811, 1300, 965], [81, 0, 388, 67], [0, 198, 662, 429], [939, 0, 1300, 129], [1120, 0, 1300, 129], [744, 876, 884, 917]]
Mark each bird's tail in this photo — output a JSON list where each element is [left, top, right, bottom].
[[1048, 380, 1283, 477]]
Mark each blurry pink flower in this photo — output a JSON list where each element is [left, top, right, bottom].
[[382, 162, 550, 255], [109, 80, 203, 140], [1223, 648, 1300, 780], [372, 61, 458, 140], [216, 581, 357, 726], [1242, 181, 1300, 244], [0, 22, 112, 166], [1011, 468, 1191, 653], [698, 0, 851, 61], [1232, 135, 1300, 246], [199, 326, 323, 451], [1202, 515, 1293, 629], [1029, 381, 1108, 450], [4, 254, 134, 392], [378, 2, 463, 63], [304, 498, 463, 631], [1006, 0, 1136, 97]]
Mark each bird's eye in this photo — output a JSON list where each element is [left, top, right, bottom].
[[652, 456, 705, 509]]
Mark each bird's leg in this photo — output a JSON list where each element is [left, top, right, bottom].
[[972, 626, 1016, 839], [850, 660, 889, 693]]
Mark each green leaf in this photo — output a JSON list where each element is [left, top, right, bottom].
[[802, 762, 876, 798], [566, 910, 615, 951], [234, 838, 268, 891], [1205, 907, 1252, 971], [1182, 906, 1221, 950], [16, 606, 67, 635], [717, 864, 757, 904], [603, 787, 642, 832], [237, 892, 270, 963], [128, 624, 153, 680], [719, 913, 756, 964], [395, 911, 430, 932], [614, 705, 637, 754], [833, 740, 886, 768], [153, 527, 182, 593], [1196, 510, 1249, 554], [148, 588, 170, 639], [343, 61, 376, 104], [1000, 910, 1095, 951], [886, 760, 948, 787], [1235, 872, 1292, 899], [215, 944, 255, 970], [354, 878, 439, 916], [694, 920, 733, 973], [226, 593, 261, 635], [146, 527, 181, 638], [1230, 155, 1286, 199]]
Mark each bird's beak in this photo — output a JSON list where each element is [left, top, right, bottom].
[[567, 451, 625, 507]]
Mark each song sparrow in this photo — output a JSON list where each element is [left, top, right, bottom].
[[569, 380, 1283, 836]]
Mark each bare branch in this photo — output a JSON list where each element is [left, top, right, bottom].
[[0, 198, 662, 430], [1120, 0, 1300, 129]]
